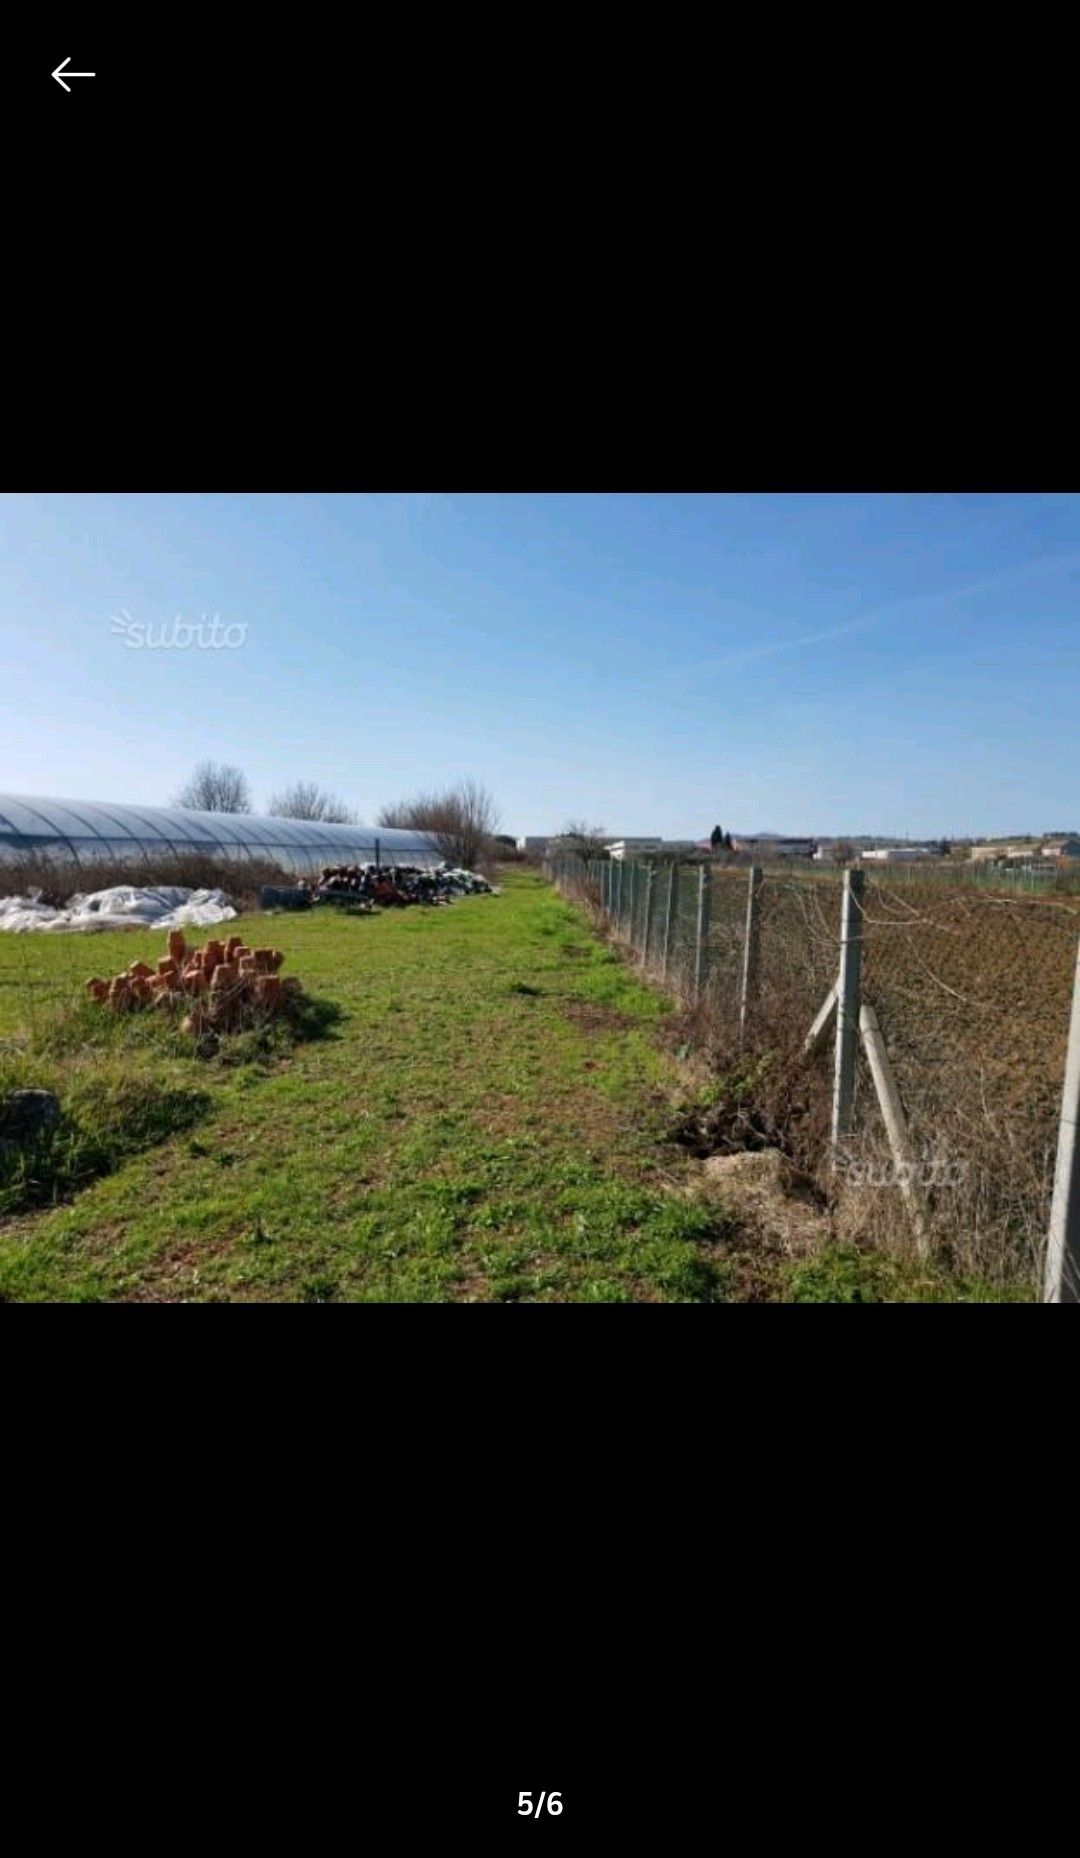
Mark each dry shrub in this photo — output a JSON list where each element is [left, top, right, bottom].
[[670, 968, 833, 1180]]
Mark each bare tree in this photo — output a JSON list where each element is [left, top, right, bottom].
[[558, 820, 609, 858], [175, 761, 252, 813], [266, 781, 356, 823], [376, 801, 412, 828], [377, 778, 499, 868]]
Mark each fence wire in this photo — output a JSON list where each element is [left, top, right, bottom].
[[850, 875, 1080, 1281], [545, 854, 1080, 1293]]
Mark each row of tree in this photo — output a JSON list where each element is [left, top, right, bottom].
[[173, 762, 499, 869], [175, 763, 356, 822]]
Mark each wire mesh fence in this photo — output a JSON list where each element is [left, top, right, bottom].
[[545, 853, 1080, 1298], [848, 875, 1080, 1286]]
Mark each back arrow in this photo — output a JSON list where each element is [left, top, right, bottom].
[[52, 57, 96, 92]]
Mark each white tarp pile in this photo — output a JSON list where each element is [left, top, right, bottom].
[[0, 885, 238, 934]]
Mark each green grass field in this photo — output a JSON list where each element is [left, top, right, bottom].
[[0, 871, 1006, 1302]]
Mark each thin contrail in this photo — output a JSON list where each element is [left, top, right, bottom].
[[691, 549, 1080, 676]]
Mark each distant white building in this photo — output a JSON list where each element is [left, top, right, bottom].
[[861, 846, 935, 864], [605, 838, 663, 861], [516, 836, 551, 854], [1043, 837, 1080, 860]]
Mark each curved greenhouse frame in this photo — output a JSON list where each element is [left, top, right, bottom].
[[0, 794, 441, 873]]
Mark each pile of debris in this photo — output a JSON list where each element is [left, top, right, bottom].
[[84, 928, 299, 1033], [314, 862, 498, 908]]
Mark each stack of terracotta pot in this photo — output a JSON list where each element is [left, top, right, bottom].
[[84, 928, 299, 1032]]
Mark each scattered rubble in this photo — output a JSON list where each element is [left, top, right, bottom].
[[0, 885, 237, 933], [311, 863, 499, 908], [0, 867, 500, 932], [83, 928, 299, 1034]]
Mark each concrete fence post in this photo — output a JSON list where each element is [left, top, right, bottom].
[[642, 865, 656, 966], [1045, 932, 1080, 1303], [859, 1002, 930, 1256], [831, 867, 865, 1156], [739, 866, 763, 1040], [662, 862, 677, 980], [694, 863, 711, 1001]]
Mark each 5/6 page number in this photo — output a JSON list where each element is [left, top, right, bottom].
[[519, 1792, 563, 1816]]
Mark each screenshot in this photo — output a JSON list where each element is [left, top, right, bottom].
[[1, 490, 1077, 1306]]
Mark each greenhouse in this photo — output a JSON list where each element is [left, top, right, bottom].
[[0, 793, 441, 873]]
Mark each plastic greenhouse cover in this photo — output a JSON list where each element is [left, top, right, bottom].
[[0, 794, 441, 869], [0, 886, 239, 933]]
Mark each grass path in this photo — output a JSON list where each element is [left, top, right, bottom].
[[0, 872, 739, 1302]]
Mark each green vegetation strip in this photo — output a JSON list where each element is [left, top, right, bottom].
[[0, 873, 1014, 1302]]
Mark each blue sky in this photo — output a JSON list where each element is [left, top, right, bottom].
[[1, 492, 1078, 838]]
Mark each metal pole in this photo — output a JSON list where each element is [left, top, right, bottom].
[[1045, 933, 1080, 1303], [694, 863, 711, 1001], [375, 836, 381, 872], [831, 868, 865, 1155], [662, 862, 677, 980], [616, 859, 624, 934], [739, 866, 763, 1040], [642, 865, 655, 967]]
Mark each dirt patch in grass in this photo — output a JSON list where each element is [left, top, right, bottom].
[[561, 1000, 638, 1034], [471, 1093, 528, 1137]]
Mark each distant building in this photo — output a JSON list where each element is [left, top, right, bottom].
[[1043, 837, 1080, 860], [861, 846, 935, 864], [605, 838, 663, 860], [516, 836, 551, 854], [969, 842, 1052, 865]]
